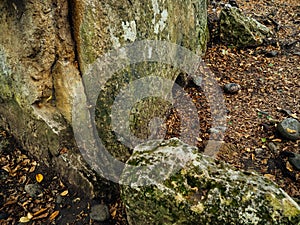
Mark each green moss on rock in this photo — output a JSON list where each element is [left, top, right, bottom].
[[220, 6, 270, 47], [121, 138, 300, 225]]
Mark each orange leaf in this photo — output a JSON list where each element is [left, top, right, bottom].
[[49, 211, 59, 222], [264, 174, 275, 181], [60, 190, 68, 196], [286, 128, 296, 134], [33, 208, 48, 216], [36, 173, 44, 183]]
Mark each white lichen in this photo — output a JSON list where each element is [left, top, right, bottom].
[[109, 28, 121, 49], [239, 205, 260, 224], [151, 0, 168, 34], [122, 21, 137, 42]]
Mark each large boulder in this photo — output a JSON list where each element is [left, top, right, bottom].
[[220, 6, 270, 47], [121, 138, 300, 225], [72, 0, 209, 165], [0, 0, 209, 196]]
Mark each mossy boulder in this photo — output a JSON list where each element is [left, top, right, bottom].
[[220, 6, 270, 47], [0, 0, 209, 197], [72, 0, 209, 164], [121, 138, 300, 225]]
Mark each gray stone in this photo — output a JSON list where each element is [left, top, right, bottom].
[[90, 204, 110, 222], [254, 148, 264, 155], [56, 195, 63, 204], [220, 6, 270, 47], [223, 83, 241, 94], [277, 118, 300, 141], [208, 126, 227, 134], [24, 184, 43, 198], [267, 142, 279, 154], [288, 153, 300, 171], [121, 138, 300, 225], [265, 51, 278, 57]]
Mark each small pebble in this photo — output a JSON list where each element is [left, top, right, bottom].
[[288, 153, 300, 170], [255, 148, 264, 155], [223, 83, 241, 94], [267, 142, 279, 154], [208, 126, 227, 134], [90, 204, 110, 222], [24, 183, 43, 198], [56, 195, 62, 204], [265, 51, 278, 57], [229, 0, 239, 8]]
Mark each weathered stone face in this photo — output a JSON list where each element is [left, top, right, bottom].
[[0, 0, 209, 196], [220, 6, 270, 47], [72, 0, 209, 165], [121, 138, 300, 225], [0, 0, 96, 196]]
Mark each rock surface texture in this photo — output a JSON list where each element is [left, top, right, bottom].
[[121, 138, 300, 225], [220, 6, 270, 47], [0, 0, 209, 196], [277, 118, 300, 141]]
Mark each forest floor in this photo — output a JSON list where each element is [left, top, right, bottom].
[[0, 0, 300, 224]]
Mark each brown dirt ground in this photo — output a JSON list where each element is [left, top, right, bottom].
[[1, 0, 299, 224]]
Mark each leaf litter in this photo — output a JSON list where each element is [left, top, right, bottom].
[[1, 0, 300, 224]]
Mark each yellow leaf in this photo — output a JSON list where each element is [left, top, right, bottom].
[[19, 216, 31, 223], [196, 137, 202, 142], [111, 209, 117, 218], [49, 211, 59, 222], [36, 173, 44, 183], [60, 190, 68, 196], [286, 161, 294, 172], [262, 159, 268, 165], [27, 212, 33, 220], [272, 138, 282, 142], [291, 114, 298, 119], [286, 128, 296, 134], [264, 174, 275, 181]]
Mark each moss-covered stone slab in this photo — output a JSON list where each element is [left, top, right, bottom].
[[72, 0, 209, 163], [220, 6, 270, 47], [121, 138, 300, 225]]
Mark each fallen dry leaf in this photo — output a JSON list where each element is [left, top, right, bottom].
[[19, 213, 33, 223], [49, 210, 59, 222], [286, 128, 296, 134], [33, 212, 49, 220], [264, 174, 276, 181], [286, 161, 294, 172], [36, 173, 44, 183], [60, 190, 69, 196], [33, 208, 48, 216], [19, 216, 31, 223]]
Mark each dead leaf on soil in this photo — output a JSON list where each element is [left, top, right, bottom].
[[264, 174, 276, 181], [36, 173, 44, 183], [49, 210, 59, 222], [19, 212, 33, 223], [286, 128, 297, 134], [60, 190, 68, 196]]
